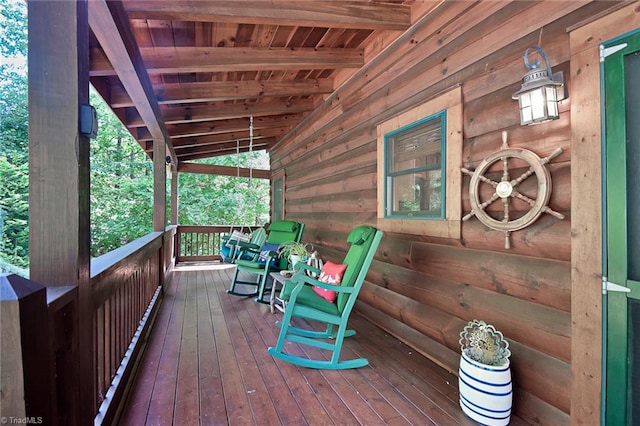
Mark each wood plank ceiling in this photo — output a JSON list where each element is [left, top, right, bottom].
[[87, 1, 413, 164]]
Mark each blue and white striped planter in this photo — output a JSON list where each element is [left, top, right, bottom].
[[458, 351, 512, 426]]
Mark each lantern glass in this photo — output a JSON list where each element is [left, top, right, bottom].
[[545, 86, 559, 118], [517, 85, 559, 125]]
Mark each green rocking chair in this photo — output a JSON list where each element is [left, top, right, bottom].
[[268, 225, 383, 369], [227, 220, 304, 303]]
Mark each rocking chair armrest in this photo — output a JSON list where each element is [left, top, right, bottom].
[[289, 272, 354, 293], [292, 263, 321, 275], [235, 243, 262, 259], [237, 241, 260, 251], [313, 281, 354, 293]]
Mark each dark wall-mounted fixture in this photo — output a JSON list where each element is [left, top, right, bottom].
[[165, 156, 172, 165], [512, 46, 567, 125], [80, 103, 98, 138]]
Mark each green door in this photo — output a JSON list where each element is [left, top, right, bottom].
[[603, 30, 640, 425]]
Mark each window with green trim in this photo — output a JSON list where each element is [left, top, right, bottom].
[[376, 86, 462, 239], [384, 112, 445, 218]]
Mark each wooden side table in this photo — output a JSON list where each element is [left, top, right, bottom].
[[269, 271, 290, 313]]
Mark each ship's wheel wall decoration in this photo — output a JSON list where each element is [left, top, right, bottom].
[[461, 131, 565, 249]]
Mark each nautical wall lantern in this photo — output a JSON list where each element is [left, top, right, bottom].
[[512, 46, 565, 125]]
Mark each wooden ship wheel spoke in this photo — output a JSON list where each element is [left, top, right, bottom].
[[461, 131, 565, 249]]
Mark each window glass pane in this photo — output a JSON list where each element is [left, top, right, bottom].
[[391, 169, 441, 216], [385, 113, 444, 218], [389, 119, 441, 173]]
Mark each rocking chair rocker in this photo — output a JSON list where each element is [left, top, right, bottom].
[[268, 225, 383, 369]]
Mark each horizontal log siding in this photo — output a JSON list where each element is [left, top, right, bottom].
[[270, 2, 617, 424]]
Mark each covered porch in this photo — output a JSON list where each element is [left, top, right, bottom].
[[6, 1, 640, 425], [118, 261, 520, 425]]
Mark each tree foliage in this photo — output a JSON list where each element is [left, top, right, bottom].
[[0, 0, 270, 268], [89, 90, 155, 256], [178, 152, 270, 227], [0, 1, 28, 270]]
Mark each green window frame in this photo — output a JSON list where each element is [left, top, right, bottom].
[[383, 111, 446, 219]]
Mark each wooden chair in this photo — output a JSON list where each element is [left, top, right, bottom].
[[227, 220, 304, 303], [268, 225, 383, 369]]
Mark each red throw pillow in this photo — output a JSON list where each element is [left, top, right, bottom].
[[313, 261, 347, 302]]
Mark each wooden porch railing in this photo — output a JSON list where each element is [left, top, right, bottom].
[[91, 228, 176, 424], [4, 225, 272, 424], [176, 225, 258, 263], [0, 227, 178, 425]]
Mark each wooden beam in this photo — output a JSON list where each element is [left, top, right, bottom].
[[91, 46, 364, 75], [176, 140, 275, 161], [124, 1, 411, 31], [162, 100, 316, 126], [124, 100, 314, 128], [171, 126, 289, 149], [88, 0, 176, 161], [111, 79, 334, 107], [170, 138, 278, 161], [153, 139, 166, 232], [171, 171, 178, 225], [138, 115, 298, 141], [165, 115, 301, 140], [178, 162, 270, 179]]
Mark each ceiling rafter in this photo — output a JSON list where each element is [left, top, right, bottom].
[[169, 126, 289, 149], [124, 1, 412, 31], [91, 46, 364, 76], [109, 79, 334, 107], [135, 114, 300, 141]]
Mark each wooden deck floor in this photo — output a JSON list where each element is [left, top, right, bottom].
[[117, 263, 489, 425]]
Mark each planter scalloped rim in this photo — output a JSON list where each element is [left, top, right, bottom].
[[459, 319, 511, 366]]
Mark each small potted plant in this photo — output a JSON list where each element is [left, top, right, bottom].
[[458, 319, 512, 426], [277, 241, 312, 268]]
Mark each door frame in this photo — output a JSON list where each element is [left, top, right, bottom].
[[569, 4, 640, 424], [602, 29, 640, 425]]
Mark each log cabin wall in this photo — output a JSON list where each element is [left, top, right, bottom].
[[269, 2, 626, 424]]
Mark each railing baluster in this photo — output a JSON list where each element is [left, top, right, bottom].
[[175, 225, 248, 262]]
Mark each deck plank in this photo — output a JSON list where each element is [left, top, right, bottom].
[[242, 281, 335, 425], [116, 271, 180, 425], [118, 264, 515, 425], [216, 270, 283, 424], [199, 268, 228, 424], [174, 269, 200, 424]]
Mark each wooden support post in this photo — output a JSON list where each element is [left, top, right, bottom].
[[171, 168, 179, 225], [0, 274, 53, 423], [153, 139, 167, 232], [27, 1, 91, 424]]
